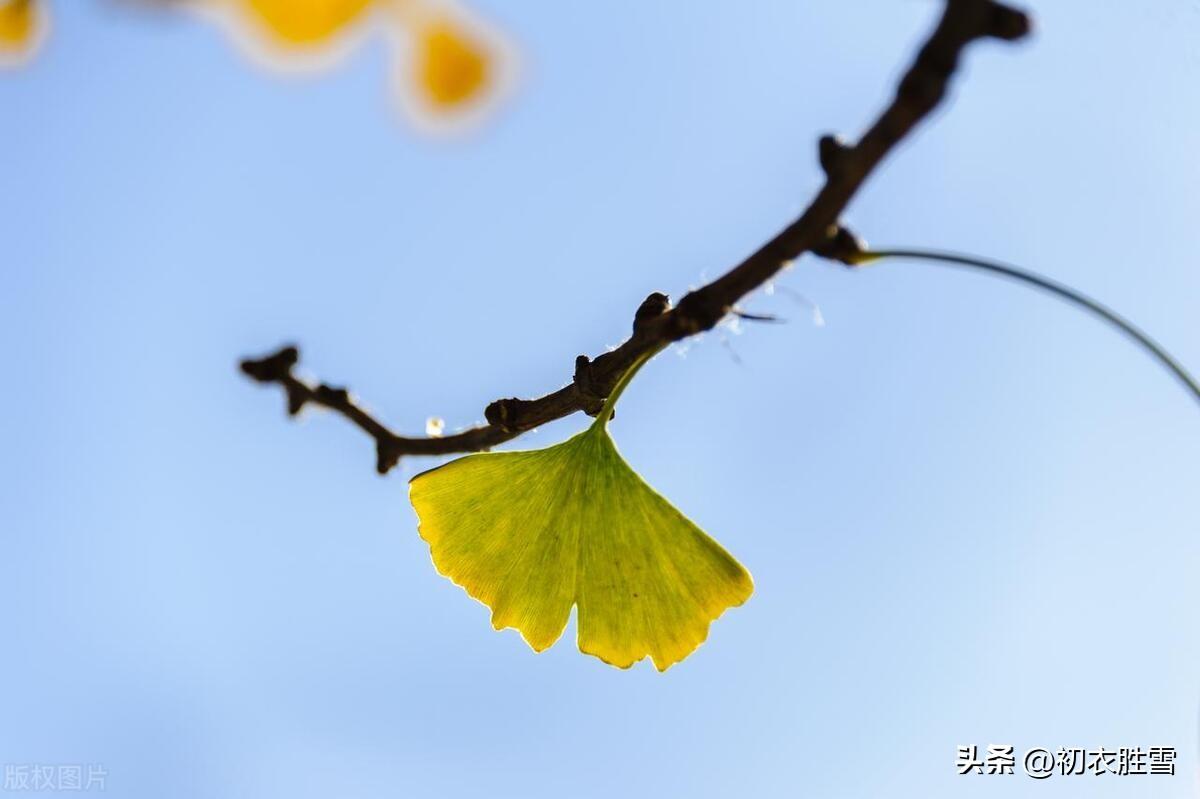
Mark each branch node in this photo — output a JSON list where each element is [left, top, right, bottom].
[[812, 224, 869, 266], [314, 384, 350, 406], [376, 438, 402, 475], [632, 292, 671, 335], [572, 355, 607, 416], [671, 291, 728, 338], [485, 397, 527, 433], [817, 134, 852, 177]]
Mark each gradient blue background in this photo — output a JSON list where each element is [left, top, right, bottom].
[[2, 2, 1198, 796]]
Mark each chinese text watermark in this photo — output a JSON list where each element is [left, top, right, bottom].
[[956, 745, 1176, 779], [2, 764, 106, 792]]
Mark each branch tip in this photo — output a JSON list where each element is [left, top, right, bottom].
[[240, 344, 299, 382], [284, 386, 308, 416], [982, 2, 1031, 41]]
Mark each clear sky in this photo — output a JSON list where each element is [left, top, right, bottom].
[[2, 2, 1199, 797]]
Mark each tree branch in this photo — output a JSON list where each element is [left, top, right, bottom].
[[241, 0, 1031, 475]]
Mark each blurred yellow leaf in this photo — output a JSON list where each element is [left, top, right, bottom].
[[242, 0, 373, 46], [0, 0, 512, 127], [413, 16, 489, 109], [0, 0, 42, 61]]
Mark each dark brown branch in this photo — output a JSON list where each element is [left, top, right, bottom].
[[241, 0, 1030, 474]]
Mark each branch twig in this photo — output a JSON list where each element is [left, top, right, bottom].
[[241, 0, 1031, 474]]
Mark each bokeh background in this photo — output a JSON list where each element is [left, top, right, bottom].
[[3, 2, 1198, 796]]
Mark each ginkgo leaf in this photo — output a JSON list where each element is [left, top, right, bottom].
[[409, 352, 753, 671], [0, 0, 44, 63]]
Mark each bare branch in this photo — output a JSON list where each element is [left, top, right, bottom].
[[241, 0, 1031, 474]]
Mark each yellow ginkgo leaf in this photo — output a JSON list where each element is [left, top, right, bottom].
[[412, 16, 489, 109], [410, 352, 753, 671], [0, 0, 43, 63], [241, 0, 373, 46]]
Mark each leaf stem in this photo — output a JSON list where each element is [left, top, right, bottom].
[[860, 248, 1200, 406], [592, 344, 668, 430]]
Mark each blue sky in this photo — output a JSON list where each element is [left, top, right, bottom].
[[2, 2, 1198, 797]]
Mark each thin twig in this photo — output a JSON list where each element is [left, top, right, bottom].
[[241, 0, 1031, 474], [862, 249, 1200, 405]]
